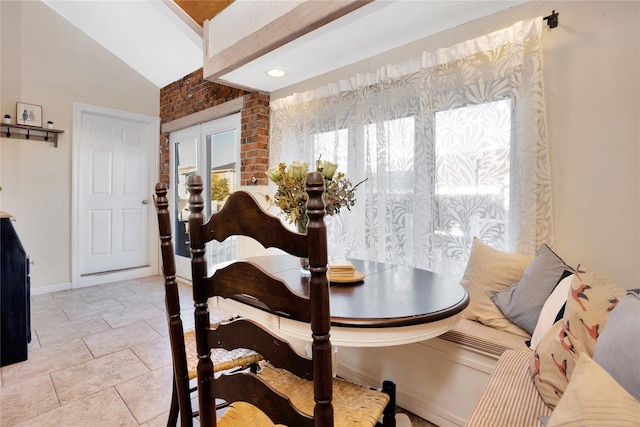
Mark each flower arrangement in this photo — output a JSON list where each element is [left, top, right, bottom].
[[265, 160, 365, 232]]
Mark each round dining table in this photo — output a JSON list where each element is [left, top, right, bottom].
[[213, 255, 469, 347]]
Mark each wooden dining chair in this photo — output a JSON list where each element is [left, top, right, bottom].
[[187, 172, 397, 427], [154, 183, 263, 427]]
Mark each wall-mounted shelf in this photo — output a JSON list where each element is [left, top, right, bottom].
[[1, 123, 64, 147]]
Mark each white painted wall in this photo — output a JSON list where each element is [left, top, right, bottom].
[[1, 1, 637, 293], [0, 1, 160, 292], [272, 1, 640, 290]]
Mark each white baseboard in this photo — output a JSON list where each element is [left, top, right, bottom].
[[30, 281, 72, 295], [78, 266, 154, 288]]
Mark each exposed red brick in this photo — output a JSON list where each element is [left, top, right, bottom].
[[158, 69, 270, 186]]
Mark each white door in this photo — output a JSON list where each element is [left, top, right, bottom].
[[77, 109, 154, 277], [171, 114, 240, 279]]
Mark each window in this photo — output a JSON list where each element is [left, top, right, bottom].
[[271, 18, 552, 279], [434, 99, 511, 251]]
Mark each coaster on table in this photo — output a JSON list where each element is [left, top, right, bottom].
[[329, 270, 365, 283], [328, 260, 364, 283]]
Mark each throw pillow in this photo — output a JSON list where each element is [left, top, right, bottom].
[[529, 268, 627, 408], [529, 273, 575, 350], [491, 244, 571, 335], [460, 237, 532, 337], [546, 353, 640, 427], [593, 290, 640, 401]]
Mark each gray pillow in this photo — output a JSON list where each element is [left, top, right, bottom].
[[593, 290, 640, 401], [490, 244, 569, 335]]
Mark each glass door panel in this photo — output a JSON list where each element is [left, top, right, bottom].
[[170, 126, 198, 279], [170, 114, 240, 279], [203, 122, 238, 266]]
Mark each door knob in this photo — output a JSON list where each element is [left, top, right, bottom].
[[142, 200, 149, 205]]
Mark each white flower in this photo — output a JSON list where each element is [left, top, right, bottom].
[[287, 161, 309, 179], [317, 160, 338, 180]]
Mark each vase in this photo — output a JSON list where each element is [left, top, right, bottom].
[[299, 257, 311, 277], [296, 218, 311, 277]]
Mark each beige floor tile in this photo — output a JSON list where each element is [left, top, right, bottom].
[[30, 292, 55, 303], [117, 291, 165, 309], [130, 335, 172, 371], [51, 349, 149, 405], [1, 338, 92, 386], [0, 374, 59, 426], [178, 283, 195, 310], [145, 315, 170, 337], [115, 364, 173, 423], [138, 411, 172, 427], [27, 330, 41, 351], [126, 276, 164, 288], [98, 280, 138, 294], [100, 303, 165, 329], [140, 411, 201, 427], [30, 307, 68, 330], [181, 309, 196, 330], [62, 298, 126, 321], [83, 322, 161, 358], [12, 388, 138, 427], [35, 316, 111, 347], [79, 285, 136, 304], [29, 302, 68, 322], [49, 290, 90, 307], [127, 279, 165, 295]]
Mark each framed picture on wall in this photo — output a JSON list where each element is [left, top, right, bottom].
[[16, 102, 42, 127]]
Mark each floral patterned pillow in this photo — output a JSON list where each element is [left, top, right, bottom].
[[529, 268, 627, 408]]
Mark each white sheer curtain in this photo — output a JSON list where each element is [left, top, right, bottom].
[[270, 18, 553, 280]]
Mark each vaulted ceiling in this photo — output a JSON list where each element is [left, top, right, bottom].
[[42, 1, 527, 91], [174, 0, 234, 27]]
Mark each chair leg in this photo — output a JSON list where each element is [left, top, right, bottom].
[[381, 380, 397, 427], [167, 377, 179, 427]]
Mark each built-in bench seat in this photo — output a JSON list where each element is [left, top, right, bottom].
[[336, 318, 531, 427]]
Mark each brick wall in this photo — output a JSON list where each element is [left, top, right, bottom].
[[159, 68, 270, 186]]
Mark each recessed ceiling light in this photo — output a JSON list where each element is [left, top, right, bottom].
[[266, 68, 286, 78]]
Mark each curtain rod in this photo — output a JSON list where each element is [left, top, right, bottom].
[[544, 10, 559, 29]]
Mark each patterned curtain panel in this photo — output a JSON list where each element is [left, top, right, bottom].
[[270, 18, 553, 280]]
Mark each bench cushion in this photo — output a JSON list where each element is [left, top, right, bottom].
[[465, 349, 550, 427]]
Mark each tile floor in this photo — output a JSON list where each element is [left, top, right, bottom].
[[1, 276, 435, 427]]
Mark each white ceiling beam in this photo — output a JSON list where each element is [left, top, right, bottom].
[[203, 0, 372, 88]]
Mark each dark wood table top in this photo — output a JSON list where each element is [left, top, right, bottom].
[[237, 255, 469, 329]]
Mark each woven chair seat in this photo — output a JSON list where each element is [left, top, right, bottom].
[[261, 364, 389, 426], [216, 363, 389, 427], [218, 401, 286, 427], [183, 329, 263, 379]]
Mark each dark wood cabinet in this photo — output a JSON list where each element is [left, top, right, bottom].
[[1, 214, 31, 367]]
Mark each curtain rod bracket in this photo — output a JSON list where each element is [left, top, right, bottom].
[[544, 10, 559, 29]]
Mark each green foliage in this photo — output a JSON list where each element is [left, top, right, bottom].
[[211, 173, 230, 205], [265, 160, 365, 230]]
